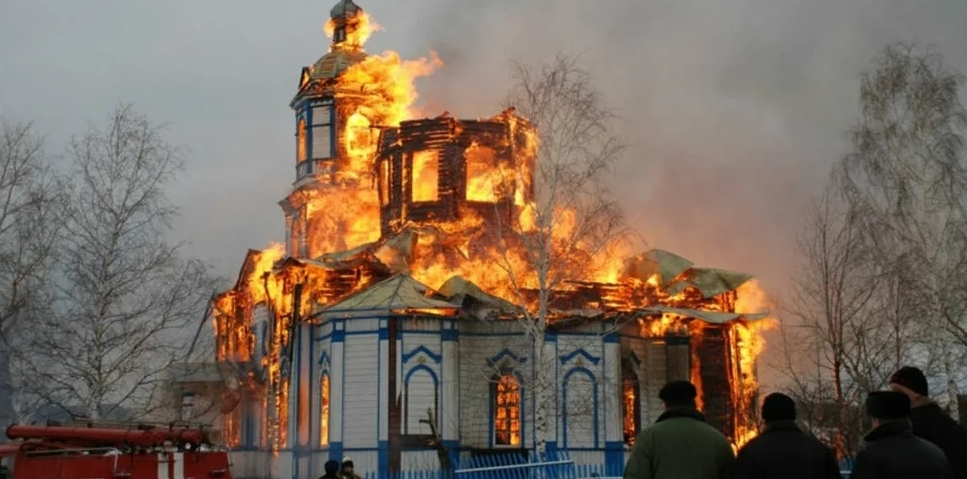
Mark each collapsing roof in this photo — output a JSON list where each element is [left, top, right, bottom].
[[319, 274, 459, 317]]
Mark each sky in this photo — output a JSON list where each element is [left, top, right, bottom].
[[2, 0, 967, 379]]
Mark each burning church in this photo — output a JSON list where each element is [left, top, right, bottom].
[[211, 2, 772, 479]]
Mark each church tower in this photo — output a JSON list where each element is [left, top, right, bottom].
[[280, 0, 383, 259]]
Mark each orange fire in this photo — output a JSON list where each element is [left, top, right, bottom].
[[213, 5, 774, 454]]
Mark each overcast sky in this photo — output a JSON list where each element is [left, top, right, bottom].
[[2, 0, 967, 373]]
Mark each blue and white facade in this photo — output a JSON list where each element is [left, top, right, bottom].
[[222, 270, 721, 479], [217, 2, 763, 478]]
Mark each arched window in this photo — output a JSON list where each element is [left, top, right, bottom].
[[493, 372, 521, 446], [296, 118, 307, 162], [320, 373, 330, 446], [622, 361, 641, 446]]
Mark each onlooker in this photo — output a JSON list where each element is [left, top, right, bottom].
[[340, 457, 363, 479], [320, 460, 340, 479], [733, 393, 841, 479], [889, 366, 967, 479], [849, 391, 951, 479], [623, 380, 735, 479]]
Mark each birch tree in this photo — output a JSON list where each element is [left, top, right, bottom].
[[780, 183, 898, 457], [835, 42, 967, 413], [490, 54, 627, 456], [0, 121, 63, 431], [15, 105, 219, 420]]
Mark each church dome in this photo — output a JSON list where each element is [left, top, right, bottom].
[[309, 48, 367, 81], [330, 0, 361, 20]]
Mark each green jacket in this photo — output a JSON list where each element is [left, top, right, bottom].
[[623, 407, 735, 479]]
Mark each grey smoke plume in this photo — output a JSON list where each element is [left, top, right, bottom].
[[401, 0, 967, 379]]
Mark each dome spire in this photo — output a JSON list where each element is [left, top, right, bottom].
[[329, 0, 364, 50]]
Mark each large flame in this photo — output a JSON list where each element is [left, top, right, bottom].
[[214, 7, 775, 454]]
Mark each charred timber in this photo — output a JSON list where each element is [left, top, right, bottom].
[[374, 113, 536, 239]]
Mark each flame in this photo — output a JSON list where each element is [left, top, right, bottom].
[[214, 6, 777, 455], [324, 11, 382, 51], [732, 280, 778, 448]]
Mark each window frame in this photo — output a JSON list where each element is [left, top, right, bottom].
[[491, 371, 523, 447], [310, 102, 335, 161], [319, 372, 331, 447], [621, 360, 641, 447]]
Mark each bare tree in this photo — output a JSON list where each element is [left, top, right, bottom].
[[836, 42, 967, 413], [780, 183, 889, 457], [486, 53, 627, 456], [15, 105, 219, 420], [0, 121, 63, 431]]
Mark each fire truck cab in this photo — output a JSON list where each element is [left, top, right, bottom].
[[0, 421, 233, 479]]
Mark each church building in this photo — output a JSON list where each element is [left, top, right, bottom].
[[212, 2, 769, 479]]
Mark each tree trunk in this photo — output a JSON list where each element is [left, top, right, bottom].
[[943, 343, 960, 418], [533, 330, 549, 459], [0, 343, 13, 438]]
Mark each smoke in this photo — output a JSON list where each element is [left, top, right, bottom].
[[398, 0, 967, 382]]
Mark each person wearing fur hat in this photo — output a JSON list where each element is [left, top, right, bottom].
[[889, 366, 967, 479], [339, 457, 363, 479], [623, 380, 734, 479], [733, 393, 841, 479], [850, 391, 951, 479]]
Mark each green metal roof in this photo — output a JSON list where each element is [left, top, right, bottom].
[[320, 274, 459, 315], [637, 306, 768, 324]]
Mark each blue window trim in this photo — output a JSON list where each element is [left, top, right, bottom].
[[403, 365, 440, 435], [488, 369, 525, 448], [309, 101, 336, 162], [561, 367, 600, 449]]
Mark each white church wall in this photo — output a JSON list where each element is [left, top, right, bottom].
[[602, 339, 621, 449], [457, 320, 532, 449], [556, 333, 605, 450], [314, 325, 333, 449], [329, 321, 346, 449], [343, 330, 379, 447], [401, 450, 441, 471], [641, 340, 669, 423], [399, 317, 444, 436], [229, 450, 272, 479]]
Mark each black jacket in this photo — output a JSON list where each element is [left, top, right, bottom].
[[910, 399, 967, 479], [850, 420, 952, 479], [732, 420, 841, 479]]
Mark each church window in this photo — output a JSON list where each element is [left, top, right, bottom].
[[622, 363, 641, 446], [320, 373, 330, 446], [379, 160, 390, 206], [465, 144, 499, 202], [311, 105, 333, 159], [411, 150, 439, 202], [493, 372, 521, 446], [296, 118, 307, 162], [297, 373, 309, 445]]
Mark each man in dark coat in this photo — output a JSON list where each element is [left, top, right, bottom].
[[850, 391, 952, 479], [733, 393, 841, 479], [889, 366, 967, 479], [623, 380, 735, 479], [319, 460, 341, 479]]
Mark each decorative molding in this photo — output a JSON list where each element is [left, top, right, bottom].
[[401, 345, 442, 364], [318, 350, 331, 369], [624, 351, 642, 368], [559, 348, 601, 366], [487, 348, 527, 367]]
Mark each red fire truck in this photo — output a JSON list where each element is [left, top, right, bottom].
[[0, 422, 233, 479]]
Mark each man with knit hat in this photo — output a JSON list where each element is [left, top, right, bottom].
[[889, 365, 967, 478], [850, 391, 951, 479], [733, 393, 841, 479], [623, 380, 734, 479]]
